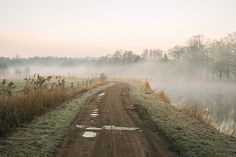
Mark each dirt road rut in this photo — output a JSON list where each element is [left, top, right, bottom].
[[56, 83, 178, 157]]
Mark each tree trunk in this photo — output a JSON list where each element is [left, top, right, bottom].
[[227, 64, 230, 80]]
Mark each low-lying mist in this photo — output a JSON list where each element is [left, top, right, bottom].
[[2, 58, 236, 136], [1, 32, 236, 136], [38, 62, 236, 135]]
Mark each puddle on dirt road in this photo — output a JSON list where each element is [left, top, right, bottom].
[[78, 124, 142, 138], [76, 125, 86, 128], [103, 125, 141, 131], [98, 93, 105, 97], [93, 109, 98, 112], [77, 124, 141, 132], [90, 113, 99, 118], [82, 131, 97, 138], [86, 127, 102, 131], [92, 110, 98, 114], [77, 105, 142, 139], [91, 109, 99, 116]]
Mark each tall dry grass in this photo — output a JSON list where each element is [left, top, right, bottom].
[[177, 104, 213, 125], [178, 104, 236, 137], [0, 75, 107, 136]]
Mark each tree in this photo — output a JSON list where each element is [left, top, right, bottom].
[[122, 50, 135, 63], [151, 49, 163, 60], [207, 36, 235, 80], [160, 53, 169, 63], [141, 49, 163, 61], [185, 35, 208, 67], [168, 46, 186, 60], [225, 32, 236, 80], [141, 49, 149, 59], [112, 50, 123, 64]]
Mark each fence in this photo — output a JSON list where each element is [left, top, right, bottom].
[[0, 74, 107, 101]]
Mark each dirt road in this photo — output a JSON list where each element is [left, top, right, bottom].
[[56, 83, 178, 157]]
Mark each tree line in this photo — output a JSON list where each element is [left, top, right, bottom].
[[98, 32, 236, 80], [167, 33, 236, 80], [0, 32, 235, 80]]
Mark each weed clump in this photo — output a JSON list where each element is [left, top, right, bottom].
[[142, 79, 153, 94], [141, 80, 171, 104]]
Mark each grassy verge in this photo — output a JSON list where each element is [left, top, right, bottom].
[[141, 80, 236, 137], [0, 83, 113, 157], [129, 82, 236, 157]]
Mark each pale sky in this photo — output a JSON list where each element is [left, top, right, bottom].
[[0, 0, 236, 58]]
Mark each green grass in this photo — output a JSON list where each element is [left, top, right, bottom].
[[0, 83, 113, 157], [129, 82, 236, 157]]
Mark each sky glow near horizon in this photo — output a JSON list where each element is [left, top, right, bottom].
[[0, 0, 236, 58]]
